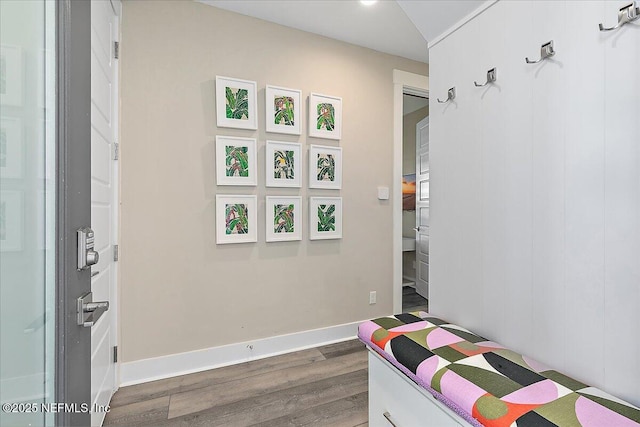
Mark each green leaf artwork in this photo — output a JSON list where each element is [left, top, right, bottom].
[[0, 56, 6, 95], [225, 145, 249, 177], [317, 204, 336, 232], [274, 96, 295, 126], [273, 150, 295, 180], [225, 86, 249, 120], [225, 203, 249, 235], [273, 204, 295, 233], [0, 201, 6, 240], [316, 103, 335, 131], [316, 154, 335, 182], [0, 129, 6, 167]]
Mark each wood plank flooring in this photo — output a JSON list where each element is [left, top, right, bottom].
[[104, 340, 368, 427], [403, 286, 428, 313]]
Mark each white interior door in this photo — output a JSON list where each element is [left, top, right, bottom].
[[90, 0, 119, 425], [415, 116, 429, 299]]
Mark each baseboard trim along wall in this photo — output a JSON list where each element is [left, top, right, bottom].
[[119, 320, 366, 387]]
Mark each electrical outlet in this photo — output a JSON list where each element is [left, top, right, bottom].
[[369, 291, 377, 305]]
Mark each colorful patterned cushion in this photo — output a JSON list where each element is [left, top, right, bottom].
[[358, 312, 640, 427]]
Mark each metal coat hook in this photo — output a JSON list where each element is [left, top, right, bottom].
[[474, 68, 497, 87], [599, 1, 639, 31], [437, 87, 456, 103], [525, 40, 555, 64]]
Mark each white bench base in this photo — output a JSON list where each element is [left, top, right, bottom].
[[368, 348, 474, 427]]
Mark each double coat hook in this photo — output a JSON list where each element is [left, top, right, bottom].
[[599, 1, 640, 31], [437, 87, 456, 103], [525, 40, 555, 64], [474, 68, 497, 87]]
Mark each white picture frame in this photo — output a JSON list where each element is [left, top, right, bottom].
[[215, 76, 258, 130], [265, 85, 302, 135], [308, 93, 342, 140], [216, 195, 257, 244], [309, 197, 342, 240], [0, 117, 22, 179], [309, 144, 342, 189], [265, 196, 302, 242], [0, 45, 23, 106], [265, 140, 302, 188], [0, 190, 23, 251], [216, 136, 257, 186]]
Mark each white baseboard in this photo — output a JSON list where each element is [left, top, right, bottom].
[[119, 320, 365, 387]]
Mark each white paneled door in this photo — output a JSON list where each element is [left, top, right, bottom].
[[415, 116, 429, 299], [91, 1, 119, 425]]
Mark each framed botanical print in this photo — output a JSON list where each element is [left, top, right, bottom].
[[309, 197, 342, 240], [265, 196, 302, 242], [0, 45, 23, 106], [0, 117, 22, 179], [215, 76, 258, 130], [309, 144, 342, 189], [216, 136, 257, 186], [308, 93, 342, 140], [265, 85, 302, 135], [0, 190, 23, 251], [265, 140, 301, 188], [216, 195, 257, 244]]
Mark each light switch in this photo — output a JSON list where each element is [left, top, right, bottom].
[[378, 186, 389, 200]]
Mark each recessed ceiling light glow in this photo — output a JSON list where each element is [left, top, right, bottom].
[[361, 0, 377, 5]]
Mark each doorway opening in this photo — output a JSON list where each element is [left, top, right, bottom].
[[401, 92, 429, 313]]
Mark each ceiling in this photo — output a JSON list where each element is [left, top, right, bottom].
[[198, 0, 485, 63]]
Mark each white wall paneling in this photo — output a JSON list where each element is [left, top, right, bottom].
[[563, 0, 606, 390], [499, 0, 535, 355], [530, 0, 567, 372], [602, 0, 639, 401], [428, 0, 640, 406]]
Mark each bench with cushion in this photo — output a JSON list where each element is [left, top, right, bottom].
[[358, 311, 640, 427]]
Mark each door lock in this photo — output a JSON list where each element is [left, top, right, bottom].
[[77, 227, 99, 270], [77, 292, 109, 327]]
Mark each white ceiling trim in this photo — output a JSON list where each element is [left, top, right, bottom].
[[427, 0, 498, 48], [396, 0, 487, 47]]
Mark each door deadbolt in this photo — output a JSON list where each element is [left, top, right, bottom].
[[77, 227, 99, 270]]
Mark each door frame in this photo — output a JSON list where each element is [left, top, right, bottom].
[[392, 70, 429, 314], [56, 1, 92, 426]]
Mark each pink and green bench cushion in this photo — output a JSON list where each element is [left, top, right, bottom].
[[358, 312, 640, 427]]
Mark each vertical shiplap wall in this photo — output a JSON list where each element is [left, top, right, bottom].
[[429, 0, 639, 406]]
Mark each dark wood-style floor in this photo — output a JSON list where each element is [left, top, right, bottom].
[[403, 285, 429, 313], [105, 290, 427, 426], [104, 340, 368, 427]]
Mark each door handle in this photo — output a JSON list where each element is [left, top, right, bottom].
[[77, 292, 109, 327], [383, 411, 399, 427], [413, 227, 420, 232]]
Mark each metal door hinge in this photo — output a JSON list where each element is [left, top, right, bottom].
[[114, 41, 119, 59], [113, 346, 118, 363], [113, 244, 119, 261], [113, 142, 119, 160]]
